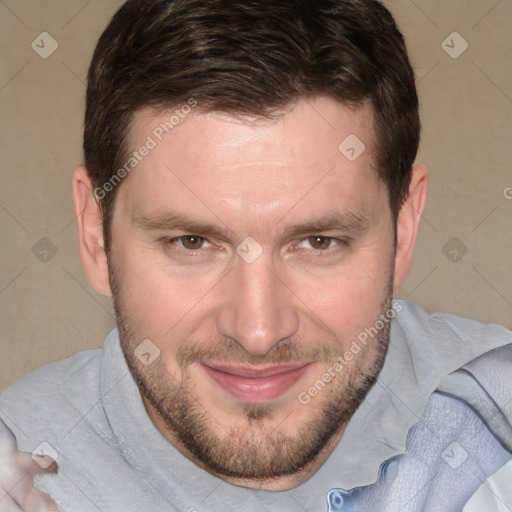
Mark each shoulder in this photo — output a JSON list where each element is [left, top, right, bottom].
[[0, 342, 105, 451], [463, 342, 512, 401], [434, 345, 512, 511], [438, 343, 512, 447], [391, 300, 512, 372], [394, 299, 512, 346]]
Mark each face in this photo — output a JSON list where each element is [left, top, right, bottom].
[[104, 97, 398, 487]]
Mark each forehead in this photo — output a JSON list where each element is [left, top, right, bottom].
[[117, 97, 384, 231], [129, 96, 375, 165]]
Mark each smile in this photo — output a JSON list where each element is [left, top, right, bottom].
[[200, 362, 313, 403]]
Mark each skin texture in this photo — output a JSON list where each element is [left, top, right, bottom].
[[73, 96, 427, 491]]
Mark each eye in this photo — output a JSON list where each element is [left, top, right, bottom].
[[299, 236, 339, 251], [173, 235, 212, 250]]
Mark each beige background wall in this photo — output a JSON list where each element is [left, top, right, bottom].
[[0, 0, 511, 391]]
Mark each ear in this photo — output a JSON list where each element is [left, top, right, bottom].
[[393, 164, 428, 291], [72, 166, 112, 297]]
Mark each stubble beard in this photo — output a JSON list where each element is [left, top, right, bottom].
[[109, 265, 393, 482]]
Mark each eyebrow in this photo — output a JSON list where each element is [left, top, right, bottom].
[[280, 211, 369, 239], [133, 212, 235, 240], [133, 210, 369, 240]]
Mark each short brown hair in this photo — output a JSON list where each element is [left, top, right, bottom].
[[84, 0, 419, 253]]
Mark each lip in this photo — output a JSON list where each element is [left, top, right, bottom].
[[200, 362, 313, 403]]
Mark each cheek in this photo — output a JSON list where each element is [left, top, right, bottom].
[[287, 261, 392, 347], [115, 246, 223, 338], [113, 231, 393, 350]]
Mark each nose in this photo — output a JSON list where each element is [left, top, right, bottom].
[[216, 255, 299, 356]]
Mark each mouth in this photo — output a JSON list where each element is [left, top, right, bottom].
[[200, 362, 313, 403]]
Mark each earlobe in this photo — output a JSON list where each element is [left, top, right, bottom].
[[72, 166, 112, 297], [393, 164, 428, 291]]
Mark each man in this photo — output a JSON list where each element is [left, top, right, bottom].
[[1, 0, 511, 510]]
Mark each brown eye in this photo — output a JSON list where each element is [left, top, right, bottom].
[[307, 236, 333, 250], [177, 235, 208, 250]]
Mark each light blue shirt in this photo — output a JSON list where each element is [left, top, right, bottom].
[[1, 300, 511, 511]]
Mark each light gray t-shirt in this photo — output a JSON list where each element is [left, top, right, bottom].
[[1, 300, 512, 511]]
